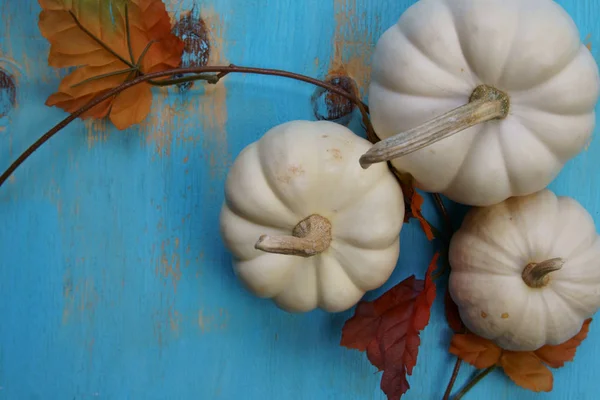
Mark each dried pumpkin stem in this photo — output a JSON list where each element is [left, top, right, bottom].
[[255, 215, 332, 257], [522, 258, 564, 288], [359, 84, 510, 169]]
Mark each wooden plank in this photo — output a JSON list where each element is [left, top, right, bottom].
[[0, 0, 598, 399]]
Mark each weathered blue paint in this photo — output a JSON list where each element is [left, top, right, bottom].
[[0, 0, 599, 399]]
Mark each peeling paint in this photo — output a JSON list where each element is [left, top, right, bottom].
[[62, 264, 99, 325], [169, 308, 181, 335], [330, 0, 377, 95], [311, 75, 358, 124], [172, 6, 211, 91], [155, 237, 182, 293], [198, 308, 229, 333], [142, 95, 185, 158], [0, 69, 16, 118], [197, 7, 230, 179], [84, 118, 109, 149]]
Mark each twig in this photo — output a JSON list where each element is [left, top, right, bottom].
[[452, 366, 496, 400], [0, 65, 373, 189], [432, 191, 464, 396], [433, 193, 453, 236], [124, 4, 136, 65], [442, 358, 463, 400]]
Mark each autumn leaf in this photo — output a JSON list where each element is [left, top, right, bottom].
[[341, 253, 439, 400], [393, 172, 435, 240], [38, 0, 184, 129], [448, 319, 593, 394], [444, 289, 464, 333], [449, 333, 501, 369], [535, 318, 592, 368], [500, 352, 553, 392]]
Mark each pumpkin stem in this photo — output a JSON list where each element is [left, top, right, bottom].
[[522, 258, 565, 288], [359, 84, 510, 168], [255, 214, 332, 257]]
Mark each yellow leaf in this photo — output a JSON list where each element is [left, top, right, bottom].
[[38, 0, 184, 129]]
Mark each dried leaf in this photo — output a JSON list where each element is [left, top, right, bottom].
[[341, 253, 438, 400], [448, 319, 592, 394], [410, 191, 435, 241], [500, 352, 553, 392], [393, 172, 434, 240], [535, 318, 592, 368], [444, 289, 464, 333], [38, 0, 184, 129], [449, 333, 502, 369]]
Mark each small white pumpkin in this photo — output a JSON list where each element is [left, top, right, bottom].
[[361, 0, 600, 206], [448, 189, 600, 351], [219, 120, 405, 313]]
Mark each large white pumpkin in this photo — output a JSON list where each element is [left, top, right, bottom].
[[362, 0, 600, 206], [449, 189, 600, 351], [219, 120, 405, 313]]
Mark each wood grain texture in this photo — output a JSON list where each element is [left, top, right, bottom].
[[0, 0, 599, 399]]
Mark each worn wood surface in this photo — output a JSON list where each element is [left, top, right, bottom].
[[1, 0, 599, 398]]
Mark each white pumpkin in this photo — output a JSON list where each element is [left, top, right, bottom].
[[219, 120, 405, 313], [448, 189, 600, 351], [361, 0, 600, 206]]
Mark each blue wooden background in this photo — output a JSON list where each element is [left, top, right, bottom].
[[1, 0, 599, 399]]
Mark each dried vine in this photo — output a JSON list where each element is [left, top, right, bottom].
[[0, 65, 372, 188]]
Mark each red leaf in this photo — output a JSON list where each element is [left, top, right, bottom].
[[341, 253, 439, 400], [444, 289, 464, 333], [411, 191, 435, 241], [535, 318, 592, 368]]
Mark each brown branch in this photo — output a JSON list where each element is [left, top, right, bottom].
[[433, 193, 453, 236], [433, 192, 463, 399], [452, 366, 496, 400], [0, 65, 374, 189], [443, 358, 463, 400]]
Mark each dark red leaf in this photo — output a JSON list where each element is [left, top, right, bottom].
[[341, 253, 439, 400], [444, 289, 465, 333]]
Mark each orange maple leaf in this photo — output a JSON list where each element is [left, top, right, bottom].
[[449, 333, 502, 369], [448, 319, 592, 393], [534, 318, 592, 368], [500, 352, 553, 392], [341, 253, 439, 400], [38, 0, 184, 129]]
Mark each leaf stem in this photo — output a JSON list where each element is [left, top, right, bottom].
[[442, 358, 463, 400], [0, 65, 373, 189], [452, 366, 496, 400], [433, 193, 453, 237], [70, 67, 137, 88], [124, 4, 136, 65], [68, 11, 136, 69], [135, 40, 156, 68]]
